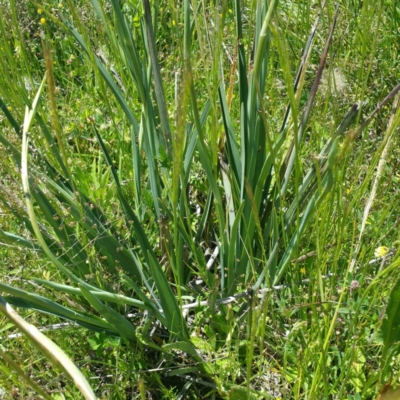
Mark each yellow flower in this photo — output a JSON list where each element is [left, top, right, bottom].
[[40, 18, 46, 25], [374, 246, 389, 258], [37, 8, 43, 14], [300, 267, 306, 275]]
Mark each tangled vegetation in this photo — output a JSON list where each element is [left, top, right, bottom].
[[0, 0, 400, 398]]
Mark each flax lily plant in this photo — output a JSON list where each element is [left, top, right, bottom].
[[0, 0, 399, 396]]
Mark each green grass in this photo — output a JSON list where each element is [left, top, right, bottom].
[[0, 0, 399, 398]]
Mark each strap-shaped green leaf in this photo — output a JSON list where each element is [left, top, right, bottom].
[[79, 284, 136, 341], [147, 251, 188, 340], [0, 282, 116, 333]]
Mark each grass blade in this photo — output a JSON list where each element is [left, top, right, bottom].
[[0, 297, 96, 400]]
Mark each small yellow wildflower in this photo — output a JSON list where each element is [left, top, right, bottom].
[[300, 267, 306, 275], [346, 188, 350, 195], [172, 20, 176, 26], [40, 18, 46, 25], [37, 8, 43, 14], [374, 246, 389, 258], [7, 106, 12, 111]]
